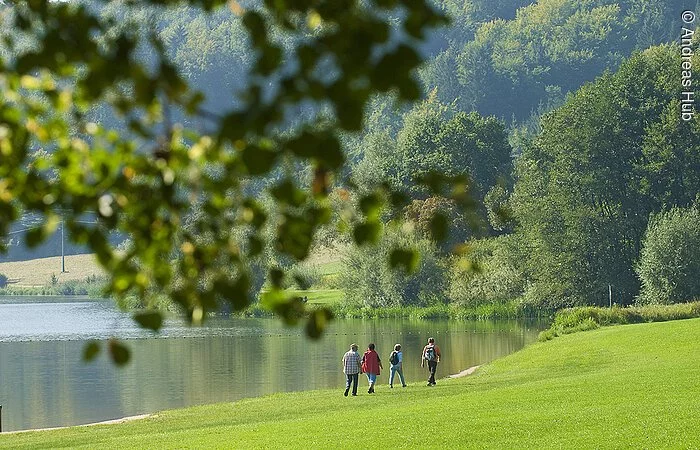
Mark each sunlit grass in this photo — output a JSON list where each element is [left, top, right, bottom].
[[3, 318, 700, 448], [316, 261, 342, 276], [286, 289, 344, 305]]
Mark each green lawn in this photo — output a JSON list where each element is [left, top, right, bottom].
[[3, 319, 700, 448], [287, 288, 344, 305]]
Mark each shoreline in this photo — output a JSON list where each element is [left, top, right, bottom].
[[448, 365, 481, 378], [3, 414, 153, 434], [4, 365, 483, 434]]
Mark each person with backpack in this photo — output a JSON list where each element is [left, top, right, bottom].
[[342, 343, 362, 397], [361, 343, 382, 394], [421, 337, 442, 386], [388, 343, 407, 388]]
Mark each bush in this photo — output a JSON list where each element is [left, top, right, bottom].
[[339, 226, 448, 307], [318, 273, 341, 289], [330, 300, 531, 320], [403, 197, 472, 252], [0, 273, 7, 288], [637, 205, 700, 304], [448, 235, 526, 307], [539, 302, 700, 341], [286, 264, 322, 290]]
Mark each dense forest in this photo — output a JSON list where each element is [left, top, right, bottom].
[[341, 0, 700, 310], [2, 0, 699, 312]]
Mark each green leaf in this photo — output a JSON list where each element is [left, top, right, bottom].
[[25, 227, 45, 248], [215, 274, 251, 311], [390, 191, 410, 209], [242, 11, 267, 46], [257, 44, 283, 75], [353, 221, 381, 245], [269, 268, 285, 289], [82, 340, 101, 362], [306, 307, 334, 339], [133, 311, 163, 332], [359, 193, 383, 219], [242, 199, 268, 228], [242, 146, 278, 175], [293, 274, 312, 290], [108, 339, 131, 367], [276, 214, 314, 260], [429, 213, 448, 242], [261, 291, 305, 326], [286, 131, 344, 169], [390, 248, 421, 274], [270, 179, 307, 207], [248, 235, 264, 257]]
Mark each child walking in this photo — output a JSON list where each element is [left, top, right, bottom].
[[388, 344, 407, 388]]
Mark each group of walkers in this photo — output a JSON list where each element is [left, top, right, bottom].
[[341, 338, 442, 396]]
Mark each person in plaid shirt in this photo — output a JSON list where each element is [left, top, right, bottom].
[[342, 343, 362, 397]]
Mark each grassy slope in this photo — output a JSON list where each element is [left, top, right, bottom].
[[3, 319, 700, 449], [286, 288, 344, 305]]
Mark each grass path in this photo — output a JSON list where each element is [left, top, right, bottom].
[[2, 319, 700, 448]]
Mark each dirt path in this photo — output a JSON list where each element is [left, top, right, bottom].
[[4, 414, 153, 434], [448, 365, 481, 378]]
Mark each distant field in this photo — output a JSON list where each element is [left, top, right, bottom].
[[286, 289, 344, 305], [0, 254, 105, 287], [0, 251, 344, 290]]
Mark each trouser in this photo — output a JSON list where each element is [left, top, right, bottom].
[[365, 373, 378, 393], [345, 373, 359, 395], [427, 361, 438, 384], [389, 366, 405, 386]]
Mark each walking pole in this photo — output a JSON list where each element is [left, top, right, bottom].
[[1, 404, 3, 432], [608, 284, 612, 308]]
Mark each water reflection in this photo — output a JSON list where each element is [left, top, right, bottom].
[[0, 298, 546, 431]]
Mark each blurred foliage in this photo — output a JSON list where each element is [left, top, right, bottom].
[[0, 0, 448, 364]]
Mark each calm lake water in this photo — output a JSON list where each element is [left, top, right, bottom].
[[0, 297, 547, 431]]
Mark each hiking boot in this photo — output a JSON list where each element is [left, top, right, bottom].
[[389, 385, 393, 388], [344, 388, 349, 397], [352, 393, 357, 396], [402, 385, 407, 388]]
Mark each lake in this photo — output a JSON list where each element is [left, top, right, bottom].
[[0, 297, 547, 431]]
